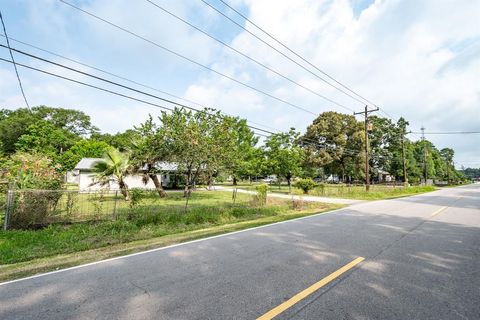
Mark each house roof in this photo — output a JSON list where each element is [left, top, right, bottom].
[[74, 158, 103, 170], [153, 162, 179, 171], [377, 169, 391, 175], [74, 158, 179, 171]]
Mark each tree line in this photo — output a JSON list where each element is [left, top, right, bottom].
[[0, 105, 469, 198]]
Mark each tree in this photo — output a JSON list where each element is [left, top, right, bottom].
[[58, 139, 111, 171], [158, 107, 240, 197], [32, 106, 98, 136], [0, 108, 37, 154], [15, 121, 79, 163], [92, 147, 132, 200], [264, 129, 304, 192], [91, 129, 140, 152], [0, 106, 97, 155], [223, 118, 259, 185], [440, 148, 455, 182], [301, 112, 364, 182], [131, 116, 168, 197]]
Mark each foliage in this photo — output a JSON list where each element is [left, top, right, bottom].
[[225, 119, 260, 184], [264, 128, 304, 187], [0, 191, 337, 266], [294, 178, 318, 194], [92, 147, 132, 200], [91, 129, 140, 152], [460, 167, 480, 180], [254, 184, 268, 206], [0, 152, 62, 189], [59, 139, 110, 171], [9, 190, 62, 230], [0, 106, 97, 155], [130, 116, 168, 197], [301, 112, 364, 182], [15, 121, 79, 164], [157, 107, 246, 196]]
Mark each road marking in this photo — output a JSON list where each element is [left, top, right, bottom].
[[257, 257, 365, 320], [430, 206, 447, 218]]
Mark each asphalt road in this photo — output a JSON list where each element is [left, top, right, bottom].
[[1, 184, 479, 319]]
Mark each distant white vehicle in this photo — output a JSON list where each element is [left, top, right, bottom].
[[262, 175, 278, 183]]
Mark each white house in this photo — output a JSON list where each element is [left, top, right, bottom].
[[73, 158, 177, 191]]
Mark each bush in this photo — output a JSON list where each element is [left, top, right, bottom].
[[9, 190, 62, 229], [253, 184, 268, 206], [1, 152, 62, 190], [294, 178, 318, 194]]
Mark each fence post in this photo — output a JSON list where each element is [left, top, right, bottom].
[[113, 190, 118, 220], [4, 189, 13, 231], [232, 188, 237, 205]]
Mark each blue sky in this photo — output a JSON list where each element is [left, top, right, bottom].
[[0, 0, 479, 168]]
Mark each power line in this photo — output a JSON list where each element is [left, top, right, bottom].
[[0, 33, 279, 133], [0, 9, 31, 111], [217, 0, 377, 106], [211, 1, 430, 131], [144, 0, 354, 113], [0, 53, 371, 158], [0, 55, 369, 158], [0, 47, 280, 137], [410, 131, 480, 135], [0, 56, 279, 140], [59, 0, 317, 116], [201, 0, 372, 109]]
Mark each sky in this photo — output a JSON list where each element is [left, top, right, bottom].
[[0, 0, 479, 168]]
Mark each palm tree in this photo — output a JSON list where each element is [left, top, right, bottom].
[[92, 147, 132, 200]]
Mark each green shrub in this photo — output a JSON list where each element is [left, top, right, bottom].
[[254, 184, 269, 206], [294, 178, 318, 194]]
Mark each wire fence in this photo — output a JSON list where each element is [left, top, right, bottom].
[[2, 187, 265, 230]]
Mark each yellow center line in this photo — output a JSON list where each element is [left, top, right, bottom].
[[430, 206, 448, 218], [257, 257, 365, 320]]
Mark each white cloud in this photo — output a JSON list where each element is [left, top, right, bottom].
[[183, 0, 480, 163]]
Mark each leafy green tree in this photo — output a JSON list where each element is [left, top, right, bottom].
[[15, 121, 79, 163], [440, 148, 455, 182], [0, 108, 37, 154], [301, 112, 364, 182], [223, 119, 259, 185], [91, 129, 140, 152], [264, 129, 304, 191], [461, 167, 480, 180], [0, 106, 97, 155], [131, 116, 168, 197], [59, 139, 111, 171], [158, 107, 240, 196], [92, 147, 132, 200], [32, 106, 98, 136]]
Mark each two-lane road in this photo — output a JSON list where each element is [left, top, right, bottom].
[[1, 184, 479, 319]]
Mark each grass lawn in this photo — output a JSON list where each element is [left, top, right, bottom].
[[225, 183, 437, 200], [0, 191, 342, 281]]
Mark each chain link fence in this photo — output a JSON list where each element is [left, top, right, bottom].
[[2, 187, 266, 230]]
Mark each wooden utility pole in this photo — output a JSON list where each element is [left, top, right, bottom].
[[354, 105, 379, 191], [421, 126, 428, 185], [401, 131, 408, 186]]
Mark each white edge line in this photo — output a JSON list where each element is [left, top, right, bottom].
[[0, 206, 351, 286]]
